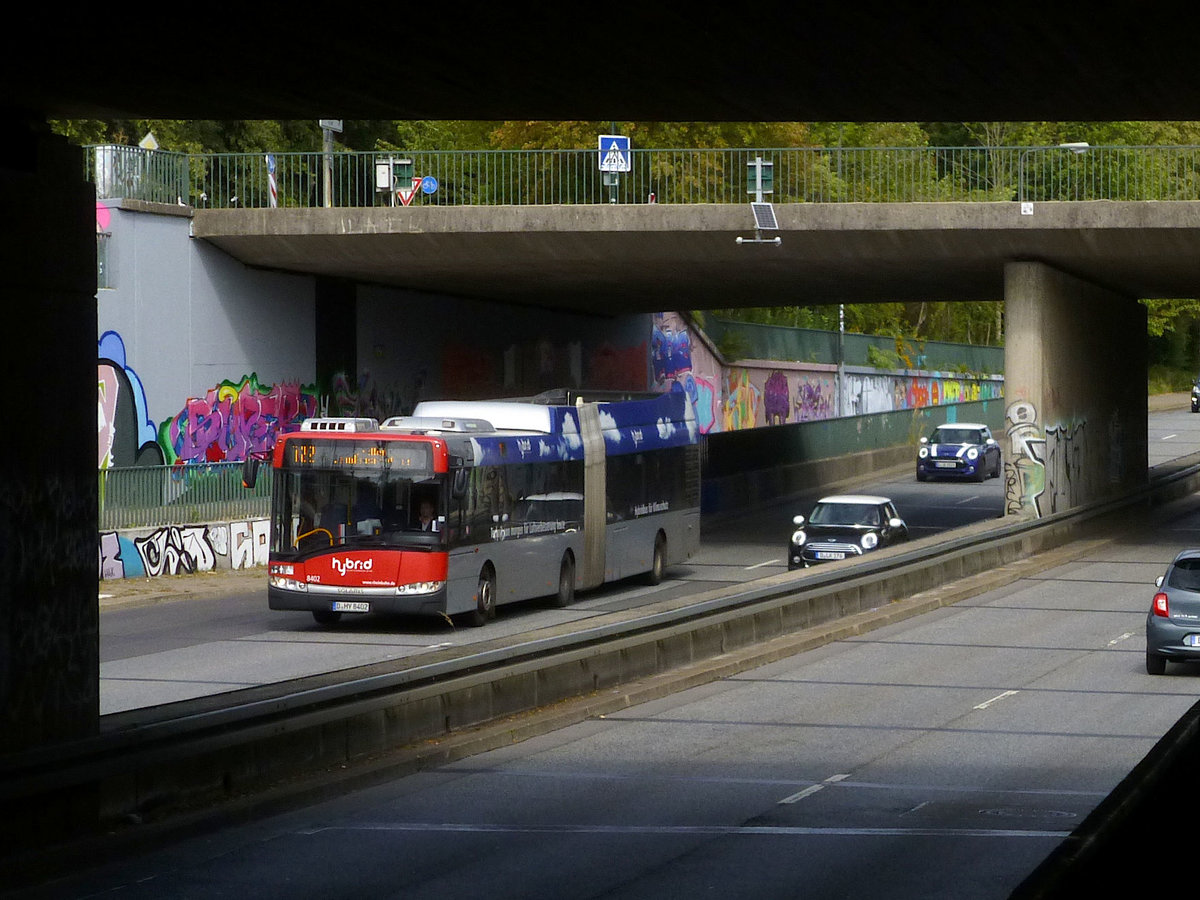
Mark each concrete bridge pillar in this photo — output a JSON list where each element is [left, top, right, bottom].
[[0, 125, 99, 755], [1002, 261, 1148, 518]]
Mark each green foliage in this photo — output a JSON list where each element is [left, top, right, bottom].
[[1142, 299, 1200, 338], [1148, 364, 1197, 394], [866, 344, 901, 369]]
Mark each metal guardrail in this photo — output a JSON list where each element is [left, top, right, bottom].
[[86, 145, 1200, 209], [98, 462, 271, 530]]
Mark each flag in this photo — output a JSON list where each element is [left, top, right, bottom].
[[266, 154, 277, 208]]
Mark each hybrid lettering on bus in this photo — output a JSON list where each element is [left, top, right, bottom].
[[243, 391, 701, 626]]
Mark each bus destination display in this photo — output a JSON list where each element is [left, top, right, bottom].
[[285, 439, 431, 472]]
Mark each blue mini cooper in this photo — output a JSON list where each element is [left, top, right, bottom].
[[915, 422, 1001, 483]]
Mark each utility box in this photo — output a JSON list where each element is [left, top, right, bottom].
[[746, 158, 774, 195]]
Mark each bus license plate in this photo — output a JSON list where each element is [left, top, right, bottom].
[[816, 551, 845, 560], [331, 601, 370, 613]]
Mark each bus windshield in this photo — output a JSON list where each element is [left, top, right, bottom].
[[270, 468, 445, 555]]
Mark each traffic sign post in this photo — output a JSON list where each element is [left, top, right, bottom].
[[598, 134, 631, 204]]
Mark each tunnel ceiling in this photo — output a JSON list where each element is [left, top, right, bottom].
[[10, 13, 1200, 123]]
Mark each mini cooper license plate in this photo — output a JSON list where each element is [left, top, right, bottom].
[[816, 551, 845, 560], [935, 461, 957, 468], [331, 601, 370, 613]]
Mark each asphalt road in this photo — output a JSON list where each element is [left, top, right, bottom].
[[97, 467, 1005, 714], [35, 477, 1200, 899], [96, 397, 1198, 716]]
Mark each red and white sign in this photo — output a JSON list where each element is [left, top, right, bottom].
[[397, 176, 423, 206]]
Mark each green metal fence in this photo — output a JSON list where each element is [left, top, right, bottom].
[[703, 319, 1005, 372], [86, 144, 1200, 208], [98, 462, 272, 530]]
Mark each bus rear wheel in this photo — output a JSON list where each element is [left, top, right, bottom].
[[312, 609, 342, 625], [645, 533, 666, 586], [468, 567, 496, 627], [551, 553, 575, 608]]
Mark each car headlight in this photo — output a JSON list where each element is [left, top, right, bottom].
[[791, 529, 807, 546], [966, 447, 979, 460], [861, 532, 879, 550], [918, 447, 929, 459]]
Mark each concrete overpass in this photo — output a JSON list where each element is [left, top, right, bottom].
[[195, 201, 1200, 312]]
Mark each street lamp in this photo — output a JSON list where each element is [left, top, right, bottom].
[[1019, 142, 1090, 215]]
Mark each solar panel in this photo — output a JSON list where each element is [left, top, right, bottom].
[[751, 201, 778, 230]]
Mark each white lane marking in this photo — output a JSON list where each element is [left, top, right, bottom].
[[746, 559, 781, 570], [302, 822, 1071, 838], [903, 801, 931, 816], [780, 773, 851, 804], [780, 785, 824, 804], [1162, 434, 1178, 441], [974, 690, 1019, 710], [1108, 632, 1136, 646], [956, 495, 980, 505]]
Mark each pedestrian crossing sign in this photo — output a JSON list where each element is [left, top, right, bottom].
[[598, 134, 631, 172]]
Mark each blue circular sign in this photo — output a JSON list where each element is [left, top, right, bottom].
[[421, 176, 439, 194]]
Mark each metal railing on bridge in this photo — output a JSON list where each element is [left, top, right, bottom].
[[99, 462, 272, 530], [87, 144, 1200, 209]]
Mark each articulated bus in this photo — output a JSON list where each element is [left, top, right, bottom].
[[244, 391, 701, 626]]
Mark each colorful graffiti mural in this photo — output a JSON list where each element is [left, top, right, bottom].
[[649, 314, 1003, 434], [652, 313, 722, 433], [98, 331, 166, 469], [161, 374, 318, 465], [1003, 399, 1087, 518]]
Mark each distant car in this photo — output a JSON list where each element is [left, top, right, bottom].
[[788, 494, 909, 569], [1191, 379, 1199, 412], [1145, 549, 1200, 674], [916, 422, 1001, 482]]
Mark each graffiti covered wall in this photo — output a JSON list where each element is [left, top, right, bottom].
[[99, 519, 270, 579], [651, 313, 1003, 434]]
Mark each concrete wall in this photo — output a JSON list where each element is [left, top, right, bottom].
[[1003, 262, 1148, 516], [97, 202, 655, 470]]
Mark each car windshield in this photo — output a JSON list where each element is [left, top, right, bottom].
[[809, 502, 881, 527], [1168, 558, 1200, 591], [931, 428, 983, 444]]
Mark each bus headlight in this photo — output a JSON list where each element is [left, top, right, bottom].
[[861, 532, 879, 550], [269, 574, 307, 591], [396, 580, 446, 596], [791, 529, 807, 546]]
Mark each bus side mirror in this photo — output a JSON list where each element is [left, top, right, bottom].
[[242, 456, 261, 489], [452, 467, 468, 499]]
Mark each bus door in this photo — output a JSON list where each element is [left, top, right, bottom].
[[576, 401, 607, 589]]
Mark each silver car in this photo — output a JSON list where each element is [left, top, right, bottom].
[[1145, 549, 1200, 674]]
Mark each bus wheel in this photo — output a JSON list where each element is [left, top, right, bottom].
[[552, 553, 575, 608], [469, 567, 496, 627], [312, 610, 342, 625], [645, 533, 666, 586]]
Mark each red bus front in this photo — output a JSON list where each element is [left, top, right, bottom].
[[265, 429, 453, 624]]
